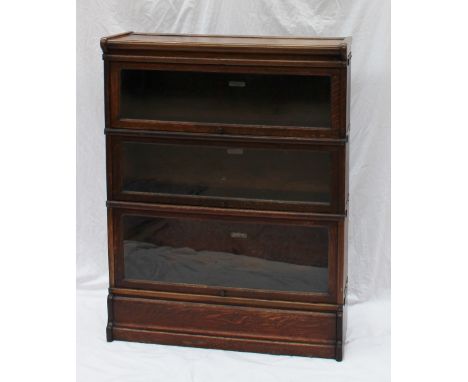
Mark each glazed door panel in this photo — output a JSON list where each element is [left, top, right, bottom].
[[110, 206, 339, 303], [109, 63, 345, 139], [109, 135, 344, 213], [120, 69, 331, 128]]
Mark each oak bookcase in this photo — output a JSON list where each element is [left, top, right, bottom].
[[101, 32, 351, 361]]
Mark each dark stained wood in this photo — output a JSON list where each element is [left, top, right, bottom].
[[100, 31, 134, 53], [102, 32, 351, 60], [112, 296, 336, 343], [102, 33, 350, 361], [106, 292, 114, 342], [105, 127, 348, 145], [335, 305, 344, 361], [105, 53, 347, 69], [113, 327, 337, 359], [110, 287, 341, 312], [106, 200, 346, 221], [106, 206, 115, 287]]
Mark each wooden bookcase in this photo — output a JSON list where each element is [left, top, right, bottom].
[[101, 32, 351, 361]]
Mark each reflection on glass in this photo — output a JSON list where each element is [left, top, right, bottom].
[[123, 215, 329, 293], [120, 70, 331, 128], [122, 142, 331, 204]]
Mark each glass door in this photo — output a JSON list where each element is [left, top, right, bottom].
[[109, 63, 344, 138], [114, 210, 336, 298], [111, 136, 343, 213], [119, 69, 331, 128]]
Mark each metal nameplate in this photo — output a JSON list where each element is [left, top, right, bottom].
[[230, 232, 248, 239], [227, 148, 244, 155], [228, 80, 246, 87]]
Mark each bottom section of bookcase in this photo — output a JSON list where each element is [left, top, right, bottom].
[[106, 292, 346, 361]]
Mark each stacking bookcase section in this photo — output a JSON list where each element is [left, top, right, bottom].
[[102, 33, 350, 139], [107, 133, 347, 214], [111, 65, 341, 138], [107, 203, 346, 302], [102, 33, 351, 361]]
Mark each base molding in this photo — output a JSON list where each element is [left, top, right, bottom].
[[112, 326, 337, 359], [106, 292, 345, 360]]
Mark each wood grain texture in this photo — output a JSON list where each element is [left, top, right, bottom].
[[113, 296, 336, 343], [112, 327, 337, 359], [110, 287, 341, 312], [102, 33, 350, 360], [102, 32, 351, 60]]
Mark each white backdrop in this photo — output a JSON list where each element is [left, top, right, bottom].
[[77, 1, 390, 380]]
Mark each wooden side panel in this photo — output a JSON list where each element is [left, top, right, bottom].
[[112, 296, 336, 344]]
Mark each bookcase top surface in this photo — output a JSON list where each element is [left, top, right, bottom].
[[101, 32, 351, 58]]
